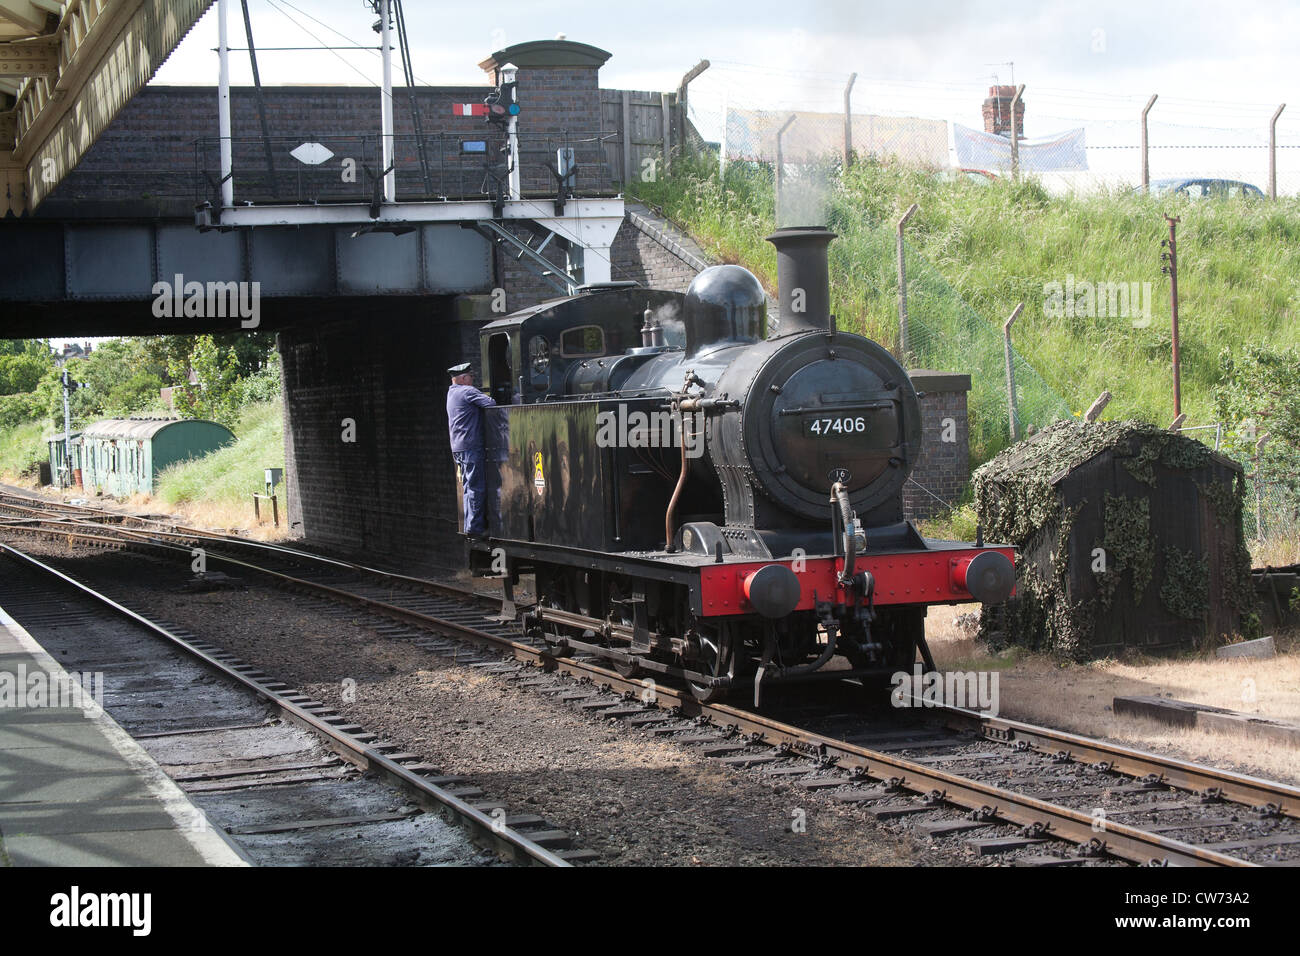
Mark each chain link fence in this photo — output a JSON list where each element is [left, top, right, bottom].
[[685, 67, 1300, 196], [1174, 426, 1300, 564], [815, 215, 1073, 463]]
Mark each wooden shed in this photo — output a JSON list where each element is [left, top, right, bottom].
[[80, 418, 235, 497], [973, 420, 1258, 659]]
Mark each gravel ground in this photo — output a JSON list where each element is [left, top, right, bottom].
[[1, 536, 972, 866]]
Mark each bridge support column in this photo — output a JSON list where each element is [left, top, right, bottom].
[[278, 301, 469, 567]]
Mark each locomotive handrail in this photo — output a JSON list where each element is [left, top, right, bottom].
[[778, 400, 894, 415]]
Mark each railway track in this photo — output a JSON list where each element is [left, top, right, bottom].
[[2, 488, 1298, 867], [0, 532, 577, 867]]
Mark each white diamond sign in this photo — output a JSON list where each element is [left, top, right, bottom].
[[290, 142, 335, 166]]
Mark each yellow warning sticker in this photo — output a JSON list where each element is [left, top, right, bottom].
[[533, 451, 545, 494]]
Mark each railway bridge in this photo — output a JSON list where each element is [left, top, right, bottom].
[[1, 8, 971, 565], [1, 22, 713, 564]]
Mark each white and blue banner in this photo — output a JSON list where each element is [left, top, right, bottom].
[[954, 124, 1089, 172]]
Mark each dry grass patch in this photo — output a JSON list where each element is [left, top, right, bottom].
[[925, 603, 1300, 784]]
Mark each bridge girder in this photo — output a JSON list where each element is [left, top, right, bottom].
[[1, 0, 213, 216]]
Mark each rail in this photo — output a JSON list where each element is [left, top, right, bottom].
[[3, 488, 1297, 866]]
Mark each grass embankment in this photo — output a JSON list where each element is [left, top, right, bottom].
[[151, 401, 286, 536], [632, 156, 1300, 467], [0, 401, 286, 536]]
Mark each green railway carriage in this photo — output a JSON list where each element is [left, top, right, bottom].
[[79, 418, 236, 497], [45, 431, 83, 488]]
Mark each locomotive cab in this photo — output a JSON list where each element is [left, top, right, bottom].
[[478, 286, 685, 405]]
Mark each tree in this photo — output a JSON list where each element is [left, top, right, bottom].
[[0, 339, 50, 359], [168, 334, 244, 427], [0, 354, 49, 396], [1215, 344, 1300, 488]]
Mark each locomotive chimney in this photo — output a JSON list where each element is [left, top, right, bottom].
[[766, 226, 836, 334]]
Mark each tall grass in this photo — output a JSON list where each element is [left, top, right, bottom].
[[633, 156, 1300, 465], [0, 420, 49, 485]]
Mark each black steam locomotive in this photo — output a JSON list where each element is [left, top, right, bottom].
[[467, 226, 1014, 703]]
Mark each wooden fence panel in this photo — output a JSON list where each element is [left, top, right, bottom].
[[600, 89, 679, 189]]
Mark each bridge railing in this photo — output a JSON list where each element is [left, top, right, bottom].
[[193, 130, 621, 206]]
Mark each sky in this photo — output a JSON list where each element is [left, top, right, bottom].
[[151, 0, 1300, 130]]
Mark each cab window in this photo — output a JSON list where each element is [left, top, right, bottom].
[[560, 325, 604, 357]]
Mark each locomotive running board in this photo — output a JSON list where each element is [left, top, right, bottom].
[[534, 606, 902, 694]]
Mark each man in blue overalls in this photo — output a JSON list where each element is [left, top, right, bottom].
[[446, 363, 497, 538]]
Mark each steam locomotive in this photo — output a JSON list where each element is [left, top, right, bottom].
[[466, 226, 1014, 703]]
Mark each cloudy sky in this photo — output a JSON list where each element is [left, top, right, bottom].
[[151, 1, 1299, 128]]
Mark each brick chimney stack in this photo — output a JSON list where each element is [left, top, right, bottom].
[[982, 85, 1024, 137]]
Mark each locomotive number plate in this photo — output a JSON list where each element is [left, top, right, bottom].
[[804, 415, 868, 437]]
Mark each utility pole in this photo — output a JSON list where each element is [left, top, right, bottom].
[[1160, 215, 1182, 417]]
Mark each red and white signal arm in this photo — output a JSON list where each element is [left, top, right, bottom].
[[453, 103, 489, 117]]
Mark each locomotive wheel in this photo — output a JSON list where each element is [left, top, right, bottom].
[[543, 632, 573, 658], [688, 629, 734, 703], [613, 657, 642, 678]]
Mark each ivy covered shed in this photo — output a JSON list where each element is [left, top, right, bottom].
[[973, 421, 1257, 659]]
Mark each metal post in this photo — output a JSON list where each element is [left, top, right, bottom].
[[61, 370, 71, 489], [504, 68, 521, 201], [217, 0, 233, 208], [719, 86, 728, 179], [240, 0, 277, 197], [1141, 94, 1158, 190], [1009, 84, 1024, 181], [1255, 433, 1271, 541], [843, 73, 857, 169], [1003, 303, 1024, 442], [1162, 215, 1182, 417], [1270, 103, 1286, 200], [1085, 390, 1111, 422], [676, 59, 709, 157], [775, 114, 797, 224], [661, 92, 672, 176], [896, 203, 919, 358], [379, 0, 396, 203]]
